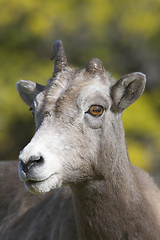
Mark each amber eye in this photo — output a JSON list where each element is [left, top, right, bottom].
[[88, 105, 104, 117]]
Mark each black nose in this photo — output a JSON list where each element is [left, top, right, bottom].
[[19, 155, 44, 173]]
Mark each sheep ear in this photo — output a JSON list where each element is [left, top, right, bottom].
[[16, 80, 45, 106], [111, 72, 146, 113]]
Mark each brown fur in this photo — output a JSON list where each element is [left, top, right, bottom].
[[1, 162, 160, 239], [0, 161, 77, 240], [1, 42, 160, 239]]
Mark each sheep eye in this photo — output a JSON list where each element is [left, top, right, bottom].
[[29, 106, 34, 117], [87, 105, 104, 117]]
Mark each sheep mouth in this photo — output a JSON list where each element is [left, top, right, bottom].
[[24, 173, 62, 194], [26, 173, 57, 185]]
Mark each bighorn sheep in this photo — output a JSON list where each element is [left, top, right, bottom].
[[1, 40, 160, 240]]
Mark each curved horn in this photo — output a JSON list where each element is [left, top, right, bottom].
[[50, 40, 68, 73], [86, 58, 104, 74]]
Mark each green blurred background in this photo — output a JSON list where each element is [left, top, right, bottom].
[[0, 0, 160, 174]]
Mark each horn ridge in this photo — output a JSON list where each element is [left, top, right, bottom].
[[50, 40, 68, 73], [86, 58, 104, 74]]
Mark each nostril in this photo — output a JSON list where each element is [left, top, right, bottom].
[[28, 156, 44, 170], [20, 156, 44, 173], [37, 156, 44, 165], [29, 155, 43, 162], [19, 160, 27, 173], [27, 160, 36, 171]]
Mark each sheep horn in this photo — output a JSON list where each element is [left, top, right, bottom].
[[86, 58, 104, 74], [50, 40, 68, 73]]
